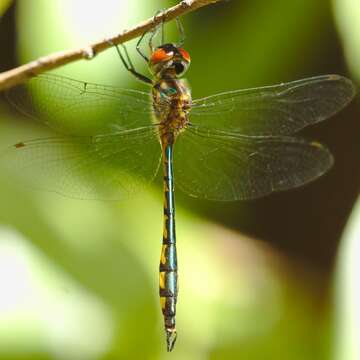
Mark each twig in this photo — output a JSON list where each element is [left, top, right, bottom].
[[0, 0, 223, 91]]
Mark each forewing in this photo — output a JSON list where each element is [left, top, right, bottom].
[[174, 127, 333, 201], [5, 73, 153, 135], [2, 127, 161, 200], [191, 75, 355, 136]]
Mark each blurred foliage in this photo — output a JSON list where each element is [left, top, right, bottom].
[[0, 0, 359, 359], [334, 196, 360, 360], [0, 0, 12, 16], [333, 0, 360, 81]]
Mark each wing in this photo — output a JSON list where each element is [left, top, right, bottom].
[[4, 73, 153, 135], [174, 126, 333, 201], [191, 75, 355, 136], [2, 126, 161, 200]]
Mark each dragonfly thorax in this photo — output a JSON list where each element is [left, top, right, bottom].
[[152, 78, 192, 144], [149, 43, 190, 79]]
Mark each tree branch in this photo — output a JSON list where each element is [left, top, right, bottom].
[[0, 0, 223, 91]]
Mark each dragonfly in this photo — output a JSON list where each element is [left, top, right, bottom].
[[2, 17, 356, 352]]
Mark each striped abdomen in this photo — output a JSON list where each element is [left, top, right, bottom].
[[159, 143, 178, 351]]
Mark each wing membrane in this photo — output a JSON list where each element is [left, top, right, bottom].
[[2, 126, 161, 200], [191, 75, 355, 136], [174, 127, 333, 200], [5, 73, 153, 135]]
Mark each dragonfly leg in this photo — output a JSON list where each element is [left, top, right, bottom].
[[149, 9, 166, 51], [175, 17, 186, 46], [136, 9, 165, 62], [109, 40, 152, 84], [136, 31, 150, 63]]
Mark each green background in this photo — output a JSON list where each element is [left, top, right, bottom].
[[0, 0, 359, 359]]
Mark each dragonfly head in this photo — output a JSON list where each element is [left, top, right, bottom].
[[149, 43, 190, 78]]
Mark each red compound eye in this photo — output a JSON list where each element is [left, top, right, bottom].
[[179, 48, 190, 62], [151, 48, 173, 63]]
